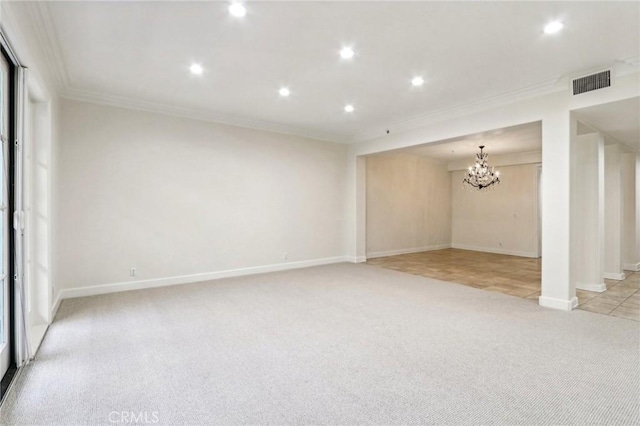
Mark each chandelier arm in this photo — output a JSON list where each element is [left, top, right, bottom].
[[462, 145, 500, 191]]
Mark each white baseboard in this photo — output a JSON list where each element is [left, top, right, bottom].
[[539, 296, 579, 311], [623, 262, 640, 272], [50, 292, 62, 320], [604, 272, 626, 281], [366, 244, 451, 259], [29, 323, 49, 355], [451, 243, 538, 258], [346, 256, 367, 263], [59, 256, 349, 300], [576, 282, 607, 292]]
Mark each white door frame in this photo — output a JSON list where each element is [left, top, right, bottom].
[[0, 44, 11, 379]]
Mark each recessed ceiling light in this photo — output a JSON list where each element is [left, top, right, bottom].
[[544, 21, 563, 34], [229, 2, 247, 17], [340, 47, 355, 60], [411, 76, 425, 87], [190, 63, 203, 75], [344, 104, 354, 113], [279, 87, 290, 97]]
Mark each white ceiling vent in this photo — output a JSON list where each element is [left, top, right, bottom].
[[572, 70, 611, 95]]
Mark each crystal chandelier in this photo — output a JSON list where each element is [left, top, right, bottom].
[[463, 145, 500, 190]]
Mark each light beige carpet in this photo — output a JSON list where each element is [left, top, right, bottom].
[[0, 263, 638, 425]]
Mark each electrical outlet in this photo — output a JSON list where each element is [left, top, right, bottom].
[[130, 267, 136, 277], [283, 252, 288, 260]]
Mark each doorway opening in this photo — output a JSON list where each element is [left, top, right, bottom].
[[364, 122, 544, 300]]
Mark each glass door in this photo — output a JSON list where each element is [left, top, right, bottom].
[[0, 49, 11, 379]]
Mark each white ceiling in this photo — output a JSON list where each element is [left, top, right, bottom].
[[32, 1, 640, 142], [393, 122, 542, 162]]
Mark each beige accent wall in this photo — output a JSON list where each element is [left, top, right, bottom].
[[451, 163, 540, 258], [365, 154, 451, 257]]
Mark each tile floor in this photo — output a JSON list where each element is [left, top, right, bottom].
[[576, 275, 640, 321], [367, 248, 639, 321]]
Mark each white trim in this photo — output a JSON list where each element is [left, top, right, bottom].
[[623, 262, 640, 272], [61, 87, 348, 144], [576, 282, 607, 292], [24, 2, 70, 91], [28, 323, 48, 355], [604, 272, 627, 280], [366, 244, 451, 259], [538, 296, 579, 311], [50, 292, 62, 320], [450, 243, 538, 259], [346, 256, 367, 263], [58, 256, 349, 300]]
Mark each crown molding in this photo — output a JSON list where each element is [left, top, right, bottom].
[[350, 77, 565, 143], [61, 86, 349, 143], [23, 1, 70, 93], [619, 55, 640, 70]]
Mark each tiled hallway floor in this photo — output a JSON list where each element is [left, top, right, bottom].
[[577, 275, 640, 321], [367, 249, 640, 321]]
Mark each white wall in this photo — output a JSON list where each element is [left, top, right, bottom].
[[58, 99, 348, 292], [365, 154, 451, 257], [451, 163, 540, 258]]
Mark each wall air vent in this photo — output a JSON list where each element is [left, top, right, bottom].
[[572, 70, 611, 95]]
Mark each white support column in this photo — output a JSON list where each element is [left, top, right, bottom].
[[572, 132, 606, 292], [345, 153, 367, 263], [604, 143, 626, 280], [539, 110, 577, 311], [354, 156, 367, 263], [622, 153, 640, 272]]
